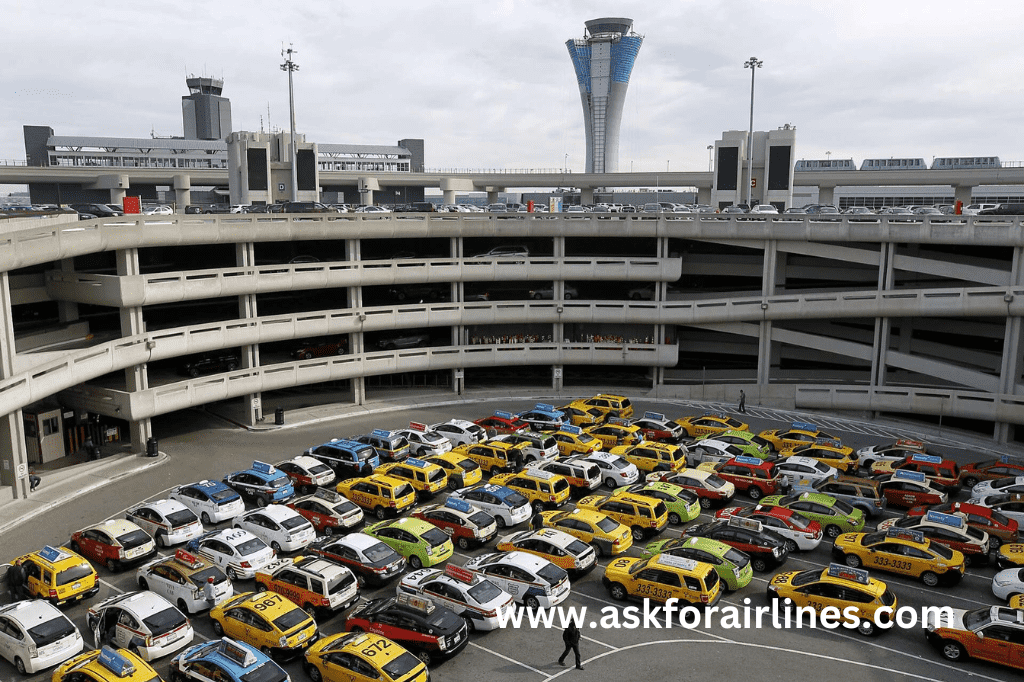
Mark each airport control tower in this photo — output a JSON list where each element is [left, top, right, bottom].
[[566, 18, 643, 174]]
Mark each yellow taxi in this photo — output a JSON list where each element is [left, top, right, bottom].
[[13, 545, 99, 607], [602, 553, 721, 605], [52, 647, 161, 682], [451, 439, 528, 476], [496, 527, 598, 575], [550, 426, 603, 457], [557, 401, 607, 427], [336, 474, 417, 520], [489, 468, 572, 512], [304, 631, 428, 682], [610, 442, 687, 474], [758, 421, 841, 452], [577, 491, 669, 541], [783, 441, 859, 475], [766, 564, 898, 636], [584, 422, 645, 449], [832, 527, 966, 587], [997, 543, 1024, 569], [423, 451, 484, 490], [210, 591, 318, 659], [579, 394, 634, 419], [540, 508, 633, 556], [674, 412, 749, 439], [375, 458, 448, 499]]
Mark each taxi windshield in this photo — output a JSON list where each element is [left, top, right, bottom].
[[237, 539, 266, 556], [467, 579, 502, 603], [27, 615, 76, 647], [55, 563, 93, 586], [992, 477, 1017, 488], [383, 651, 422, 679], [166, 510, 198, 527], [280, 516, 308, 531], [117, 530, 152, 549], [459, 459, 480, 471], [241, 662, 289, 682], [333, 500, 359, 515], [422, 528, 450, 548], [790, 569, 820, 587], [881, 589, 897, 606], [503, 492, 528, 507], [273, 607, 310, 632], [144, 607, 188, 636], [596, 517, 620, 533], [365, 543, 399, 563], [469, 511, 493, 527], [189, 567, 224, 588]]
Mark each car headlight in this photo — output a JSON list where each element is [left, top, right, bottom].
[[279, 635, 288, 647], [994, 576, 1011, 586], [426, 546, 433, 555]]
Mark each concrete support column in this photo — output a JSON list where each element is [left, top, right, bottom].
[[580, 187, 595, 204], [486, 190, 500, 205], [57, 258, 79, 325], [347, 239, 366, 406], [0, 271, 30, 499], [953, 185, 973, 207], [173, 174, 192, 210], [236, 243, 262, 426], [115, 249, 152, 450], [996, 246, 1024, 442], [697, 186, 712, 205], [871, 243, 897, 399], [442, 189, 456, 205], [756, 240, 778, 386], [109, 187, 127, 205], [818, 185, 835, 206]]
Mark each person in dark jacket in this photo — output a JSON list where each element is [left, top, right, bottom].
[[558, 621, 583, 670], [7, 562, 26, 601], [531, 512, 545, 531]]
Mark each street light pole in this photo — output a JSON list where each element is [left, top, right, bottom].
[[744, 57, 762, 210], [281, 46, 300, 203], [707, 145, 714, 172]]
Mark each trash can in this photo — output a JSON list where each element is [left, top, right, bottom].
[[275, 407, 285, 426], [146, 437, 159, 457]]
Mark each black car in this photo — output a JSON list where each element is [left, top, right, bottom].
[[282, 201, 332, 213], [307, 535, 407, 588], [305, 439, 378, 480], [345, 595, 469, 665], [979, 203, 1024, 215], [682, 519, 789, 572], [178, 353, 240, 378], [70, 203, 121, 217]]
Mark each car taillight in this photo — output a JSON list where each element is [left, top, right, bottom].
[[389, 501, 396, 507], [241, 561, 251, 568], [321, 597, 331, 606], [549, 495, 556, 502], [482, 609, 496, 618], [49, 589, 58, 598], [118, 547, 126, 559], [700, 593, 710, 603]]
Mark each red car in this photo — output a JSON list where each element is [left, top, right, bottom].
[[69, 519, 157, 572], [876, 471, 947, 508], [959, 457, 1024, 489], [714, 505, 822, 551], [907, 501, 1020, 548], [628, 412, 686, 445], [344, 594, 469, 665], [646, 469, 736, 508], [702, 456, 790, 500], [411, 498, 498, 550], [474, 411, 531, 435], [287, 489, 364, 535]]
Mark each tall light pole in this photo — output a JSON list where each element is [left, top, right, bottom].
[[707, 144, 714, 172], [280, 46, 299, 203], [744, 57, 762, 209]]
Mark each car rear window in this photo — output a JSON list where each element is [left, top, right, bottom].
[[117, 530, 152, 549], [273, 607, 310, 632], [422, 528, 450, 548], [212, 489, 238, 503], [281, 516, 308, 531], [188, 567, 225, 588], [428, 469, 445, 483], [469, 511, 494, 527], [652, 502, 667, 518], [166, 510, 199, 528], [27, 615, 76, 647], [503, 492, 528, 507], [237, 538, 266, 556], [596, 517, 620, 533], [143, 607, 188, 636], [537, 563, 569, 586], [458, 458, 480, 471], [567, 540, 590, 555], [309, 463, 332, 476], [55, 563, 93, 587], [327, 572, 356, 595], [554, 479, 570, 493], [394, 484, 415, 499], [241, 663, 289, 682], [365, 542, 398, 563], [270, 476, 291, 488], [541, 438, 557, 450], [468, 579, 502, 603]]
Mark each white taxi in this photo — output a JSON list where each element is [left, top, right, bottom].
[[582, 452, 640, 489], [274, 455, 337, 495], [185, 528, 276, 580], [169, 480, 245, 525], [125, 499, 204, 548], [463, 551, 571, 609], [398, 564, 515, 632], [232, 505, 316, 553], [430, 419, 487, 447], [447, 484, 532, 528], [394, 423, 454, 457], [776, 456, 839, 486], [0, 600, 83, 674], [135, 549, 233, 614], [87, 591, 193, 661]]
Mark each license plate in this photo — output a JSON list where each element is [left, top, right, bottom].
[[73, 582, 81, 590], [298, 631, 307, 641], [453, 633, 461, 643]]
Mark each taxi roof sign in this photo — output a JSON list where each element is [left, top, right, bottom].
[[174, 549, 203, 569], [896, 439, 925, 450], [734, 456, 763, 466], [38, 545, 71, 563], [524, 467, 555, 480], [608, 417, 628, 426], [535, 403, 556, 412], [445, 498, 473, 514], [925, 510, 965, 529], [444, 564, 475, 584], [218, 637, 258, 668], [815, 438, 842, 447], [371, 429, 392, 438], [657, 554, 699, 571], [727, 516, 763, 533], [313, 488, 345, 504], [98, 646, 136, 677], [642, 412, 666, 421], [396, 592, 436, 613], [561, 425, 583, 435], [791, 421, 818, 431], [892, 469, 927, 483], [405, 458, 429, 469], [702, 411, 728, 419], [827, 563, 870, 585], [910, 453, 942, 464], [252, 460, 276, 475], [495, 411, 514, 420], [886, 527, 925, 543], [409, 422, 427, 432]]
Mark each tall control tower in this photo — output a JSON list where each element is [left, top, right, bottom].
[[182, 76, 232, 140], [566, 18, 643, 174]]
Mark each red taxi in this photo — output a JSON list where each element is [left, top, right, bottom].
[[474, 411, 531, 435], [287, 488, 364, 535], [700, 456, 790, 501], [412, 497, 499, 550], [344, 593, 469, 666], [69, 519, 157, 572], [876, 470, 948, 508]]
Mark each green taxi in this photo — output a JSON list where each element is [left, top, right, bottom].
[[613, 482, 700, 526], [758, 491, 866, 538], [364, 517, 454, 570], [640, 536, 753, 591]]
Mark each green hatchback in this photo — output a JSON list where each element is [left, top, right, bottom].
[[615, 481, 700, 525], [641, 536, 753, 591], [758, 491, 866, 539], [364, 517, 454, 569]]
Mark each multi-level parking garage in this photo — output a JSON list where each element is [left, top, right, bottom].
[[3, 211, 1024, 499]]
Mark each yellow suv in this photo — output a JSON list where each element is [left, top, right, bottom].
[[580, 394, 634, 419], [14, 545, 99, 607], [490, 468, 572, 513], [423, 451, 484, 490], [376, 458, 448, 499], [603, 553, 722, 605], [577, 491, 669, 541], [53, 647, 159, 682], [551, 427, 603, 457], [336, 474, 417, 519], [611, 442, 687, 474], [584, 422, 645, 449], [452, 440, 528, 476], [210, 591, 318, 659]]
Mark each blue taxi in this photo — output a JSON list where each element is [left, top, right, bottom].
[[171, 636, 289, 682], [222, 461, 295, 507], [516, 404, 567, 432], [305, 438, 380, 479]]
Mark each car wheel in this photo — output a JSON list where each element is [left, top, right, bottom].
[[962, 476, 979, 489], [416, 649, 433, 666], [668, 512, 682, 526], [533, 293, 543, 300], [323, 526, 334, 537], [785, 539, 798, 553], [990, 537, 1002, 549], [590, 542, 604, 558], [410, 555, 423, 569], [106, 558, 119, 572], [751, 558, 768, 572], [464, 616, 477, 632], [698, 497, 712, 509], [963, 554, 973, 567], [564, 292, 574, 300], [605, 477, 618, 489], [921, 571, 940, 587], [14, 657, 26, 675], [940, 640, 966, 662], [457, 537, 471, 550], [306, 663, 324, 682], [212, 619, 224, 636], [844, 554, 862, 568], [156, 532, 168, 548], [747, 486, 763, 501], [188, 368, 199, 378], [631, 526, 645, 542], [825, 525, 842, 539], [303, 352, 313, 359], [861, 460, 875, 470], [337, 345, 346, 355], [374, 506, 387, 520], [495, 516, 507, 529], [525, 595, 541, 610], [201, 512, 211, 525], [609, 583, 628, 601], [449, 476, 463, 491], [177, 598, 190, 614], [228, 567, 241, 581], [856, 619, 876, 636], [256, 496, 268, 508], [270, 541, 282, 553], [138, 577, 148, 590]]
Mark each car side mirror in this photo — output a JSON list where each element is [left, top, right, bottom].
[[975, 631, 984, 639]]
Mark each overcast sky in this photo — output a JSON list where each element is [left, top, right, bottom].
[[4, 0, 1024, 186]]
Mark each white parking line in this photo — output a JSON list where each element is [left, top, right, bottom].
[[469, 641, 548, 675]]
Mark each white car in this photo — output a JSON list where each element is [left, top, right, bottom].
[[135, 549, 233, 614], [142, 205, 173, 215], [686, 440, 747, 468], [463, 551, 571, 609], [749, 204, 779, 214], [87, 591, 193, 661], [971, 475, 1024, 498], [233, 505, 316, 553], [498, 528, 597, 574], [430, 420, 486, 447], [125, 499, 204, 547], [581, 452, 639, 489], [355, 205, 391, 213], [629, 413, 687, 445], [776, 456, 839, 486], [185, 528, 276, 580], [274, 455, 337, 494], [716, 506, 823, 551], [398, 565, 514, 631], [0, 600, 83, 674], [392, 427, 453, 457], [493, 432, 560, 464], [991, 567, 1024, 601], [169, 480, 245, 525], [448, 483, 532, 528], [854, 439, 927, 469]]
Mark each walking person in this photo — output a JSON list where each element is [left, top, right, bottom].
[[7, 561, 26, 602], [558, 621, 583, 670], [738, 390, 746, 414], [28, 470, 41, 492], [84, 436, 99, 461]]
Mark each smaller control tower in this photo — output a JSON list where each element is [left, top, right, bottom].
[[182, 76, 232, 140]]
